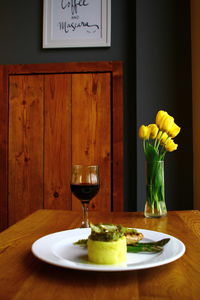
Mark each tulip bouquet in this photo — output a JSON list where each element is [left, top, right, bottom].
[[138, 110, 181, 217]]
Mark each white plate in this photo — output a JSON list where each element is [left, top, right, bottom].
[[31, 228, 185, 272]]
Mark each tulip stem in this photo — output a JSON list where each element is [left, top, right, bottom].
[[154, 137, 158, 148], [156, 133, 163, 150], [160, 150, 167, 160], [143, 139, 146, 154]]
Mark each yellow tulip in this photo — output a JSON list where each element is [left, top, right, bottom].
[[147, 124, 159, 139], [138, 125, 151, 140], [160, 132, 169, 144], [168, 123, 181, 138], [164, 139, 178, 152], [155, 110, 168, 128], [156, 110, 175, 133], [161, 115, 174, 133], [156, 131, 168, 143]]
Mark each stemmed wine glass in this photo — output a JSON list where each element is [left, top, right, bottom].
[[70, 165, 100, 228]]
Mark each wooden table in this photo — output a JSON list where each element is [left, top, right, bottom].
[[0, 210, 200, 300]]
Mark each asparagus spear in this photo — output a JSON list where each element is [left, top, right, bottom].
[[74, 239, 88, 247], [127, 238, 170, 253], [127, 244, 163, 253]]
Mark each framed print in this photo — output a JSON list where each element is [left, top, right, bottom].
[[43, 0, 111, 48]]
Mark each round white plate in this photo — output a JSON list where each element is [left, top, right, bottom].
[[31, 228, 185, 272]]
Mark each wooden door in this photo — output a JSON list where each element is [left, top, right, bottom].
[[0, 61, 123, 230], [9, 75, 44, 224]]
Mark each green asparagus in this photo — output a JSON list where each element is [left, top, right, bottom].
[[127, 238, 170, 253]]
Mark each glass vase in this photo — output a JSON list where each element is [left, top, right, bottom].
[[144, 160, 167, 218]]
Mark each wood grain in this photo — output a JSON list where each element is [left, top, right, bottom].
[[0, 66, 8, 230], [0, 210, 200, 300], [71, 73, 111, 212], [8, 75, 44, 225], [44, 74, 72, 209], [0, 61, 124, 231], [5, 61, 115, 75], [112, 62, 124, 210]]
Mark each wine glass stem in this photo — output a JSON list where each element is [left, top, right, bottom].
[[81, 203, 89, 228]]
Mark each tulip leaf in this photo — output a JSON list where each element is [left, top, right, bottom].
[[144, 142, 159, 161]]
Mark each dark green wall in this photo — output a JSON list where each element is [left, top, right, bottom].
[[0, 0, 192, 212], [136, 0, 192, 211]]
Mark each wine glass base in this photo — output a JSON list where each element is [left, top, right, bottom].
[[80, 222, 90, 228]]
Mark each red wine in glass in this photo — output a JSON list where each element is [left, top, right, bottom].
[[70, 183, 100, 204], [70, 165, 100, 227]]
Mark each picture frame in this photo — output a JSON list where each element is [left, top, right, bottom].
[[43, 0, 111, 48]]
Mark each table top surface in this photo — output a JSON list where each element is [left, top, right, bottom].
[[0, 209, 200, 300]]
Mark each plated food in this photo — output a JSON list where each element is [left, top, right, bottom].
[[74, 223, 170, 265], [32, 227, 185, 271]]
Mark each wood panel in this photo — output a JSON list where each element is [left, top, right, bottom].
[[5, 61, 115, 75], [112, 62, 124, 210], [190, 0, 200, 209], [72, 73, 111, 211], [0, 66, 8, 230], [44, 74, 72, 209], [0, 61, 124, 230], [8, 75, 44, 225]]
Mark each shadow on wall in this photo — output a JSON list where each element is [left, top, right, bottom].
[[123, 0, 137, 211]]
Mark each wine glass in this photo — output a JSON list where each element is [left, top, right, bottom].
[[70, 165, 100, 228]]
